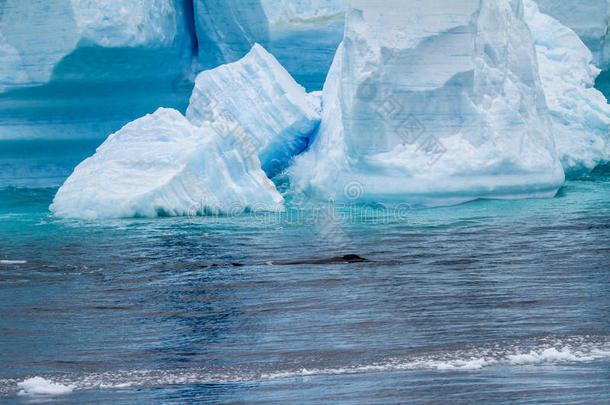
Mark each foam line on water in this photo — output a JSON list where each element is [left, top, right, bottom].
[[0, 260, 27, 265], [2, 335, 609, 397]]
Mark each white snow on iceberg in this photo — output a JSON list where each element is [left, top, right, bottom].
[[51, 108, 283, 219], [525, 0, 610, 174], [186, 43, 321, 178], [534, 0, 610, 70], [289, 0, 565, 207]]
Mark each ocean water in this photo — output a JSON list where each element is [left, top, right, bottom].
[[0, 161, 608, 403]]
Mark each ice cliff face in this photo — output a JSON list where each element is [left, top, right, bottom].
[[525, 0, 610, 173], [290, 0, 565, 207], [50, 108, 284, 219], [186, 44, 321, 178]]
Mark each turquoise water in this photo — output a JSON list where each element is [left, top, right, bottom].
[[0, 163, 608, 403]]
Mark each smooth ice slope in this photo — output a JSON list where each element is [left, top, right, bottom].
[[290, 0, 565, 207], [525, 0, 610, 173], [186, 44, 321, 178], [193, 0, 347, 89], [535, 0, 610, 70], [51, 108, 283, 219]]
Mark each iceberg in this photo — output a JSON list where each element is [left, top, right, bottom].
[[186, 44, 321, 178], [289, 0, 565, 207], [525, 0, 610, 173], [534, 0, 610, 70], [193, 0, 347, 89], [50, 108, 283, 219]]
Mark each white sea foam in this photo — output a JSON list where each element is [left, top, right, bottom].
[[2, 336, 608, 398], [17, 377, 72, 396], [0, 260, 27, 265]]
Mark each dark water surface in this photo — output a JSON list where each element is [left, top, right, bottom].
[[0, 167, 609, 404]]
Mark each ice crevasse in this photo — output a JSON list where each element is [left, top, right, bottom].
[[289, 0, 566, 207], [51, 45, 320, 219]]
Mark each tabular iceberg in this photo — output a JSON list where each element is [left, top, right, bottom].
[[50, 108, 283, 219], [186, 44, 321, 178], [525, 0, 610, 174], [289, 0, 565, 207]]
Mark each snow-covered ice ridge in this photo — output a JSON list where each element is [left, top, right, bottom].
[[535, 0, 610, 70], [524, 0, 610, 173]]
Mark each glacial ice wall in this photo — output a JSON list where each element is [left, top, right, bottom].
[[0, 0, 190, 91], [0, 0, 195, 141], [290, 0, 565, 207]]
